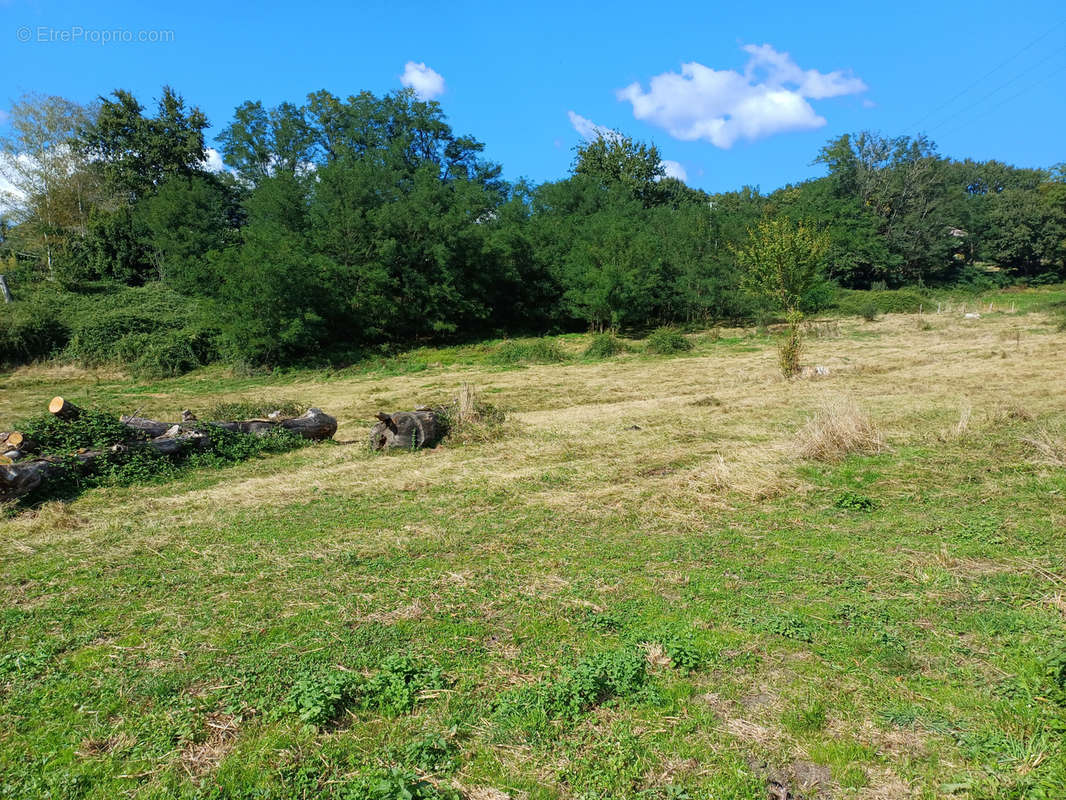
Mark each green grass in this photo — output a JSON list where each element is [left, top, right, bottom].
[[1, 298, 1065, 798]]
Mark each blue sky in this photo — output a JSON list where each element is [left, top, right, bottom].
[[3, 0, 1064, 193]]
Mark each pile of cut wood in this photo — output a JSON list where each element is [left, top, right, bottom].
[[0, 398, 337, 501]]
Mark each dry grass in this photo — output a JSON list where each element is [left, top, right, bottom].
[[1023, 428, 1066, 466], [179, 711, 240, 778], [939, 400, 973, 441], [796, 396, 885, 462]]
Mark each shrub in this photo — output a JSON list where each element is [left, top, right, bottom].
[[583, 332, 631, 359], [797, 397, 885, 461], [779, 313, 803, 378], [0, 296, 69, 364], [490, 338, 569, 365], [833, 289, 928, 317], [61, 284, 214, 377], [645, 327, 692, 355]]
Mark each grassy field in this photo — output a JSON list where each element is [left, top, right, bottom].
[[1, 289, 1065, 799]]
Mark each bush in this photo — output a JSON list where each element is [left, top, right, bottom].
[[61, 284, 215, 377], [490, 338, 569, 365], [779, 316, 803, 378], [832, 288, 929, 317], [0, 295, 70, 364], [859, 300, 880, 322], [583, 332, 631, 359], [644, 327, 693, 355]]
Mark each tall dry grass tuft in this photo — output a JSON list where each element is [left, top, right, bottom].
[[439, 384, 508, 445], [797, 397, 885, 461], [939, 400, 973, 441], [456, 383, 477, 427], [1023, 429, 1066, 467]]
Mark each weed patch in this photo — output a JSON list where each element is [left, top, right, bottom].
[[644, 327, 693, 355], [283, 656, 445, 728], [834, 490, 879, 511], [496, 647, 655, 737]]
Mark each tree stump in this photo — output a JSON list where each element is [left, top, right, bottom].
[[369, 410, 442, 450], [48, 397, 82, 420]]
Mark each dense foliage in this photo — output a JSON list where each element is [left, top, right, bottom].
[[1, 86, 1063, 373]]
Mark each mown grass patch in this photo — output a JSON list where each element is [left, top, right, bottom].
[[1, 301, 1065, 798]]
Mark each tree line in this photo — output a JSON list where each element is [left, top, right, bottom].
[[1, 86, 1064, 373]]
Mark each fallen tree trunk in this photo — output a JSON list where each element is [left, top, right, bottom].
[[369, 409, 442, 450], [119, 408, 337, 441], [0, 431, 214, 501], [1, 405, 337, 502]]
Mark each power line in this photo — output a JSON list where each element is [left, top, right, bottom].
[[937, 58, 1066, 138], [927, 43, 1066, 133], [909, 18, 1066, 131]]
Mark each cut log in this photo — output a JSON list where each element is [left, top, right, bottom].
[[2, 432, 37, 454], [369, 409, 442, 450], [0, 455, 12, 466], [118, 408, 337, 442], [118, 416, 172, 438], [49, 397, 82, 420], [277, 408, 337, 440]]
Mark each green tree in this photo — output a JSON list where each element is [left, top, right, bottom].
[[732, 217, 829, 377], [75, 86, 213, 282], [0, 94, 104, 281], [572, 133, 666, 208], [134, 174, 233, 289]]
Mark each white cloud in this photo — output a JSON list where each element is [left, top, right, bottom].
[[401, 61, 446, 100], [201, 147, 226, 173], [567, 110, 620, 141], [616, 44, 867, 149], [661, 159, 687, 181], [0, 153, 31, 215]]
